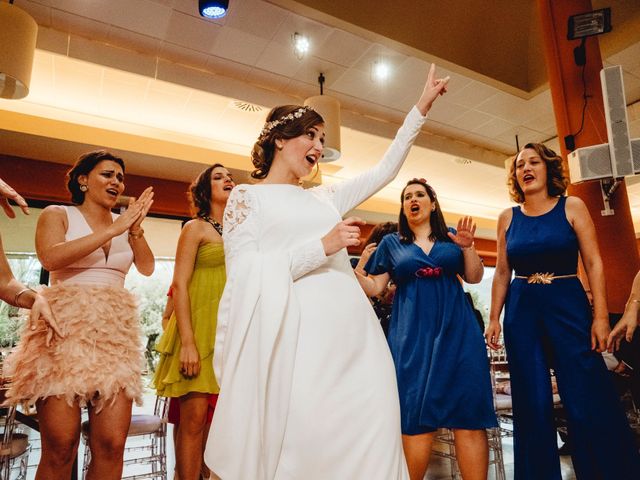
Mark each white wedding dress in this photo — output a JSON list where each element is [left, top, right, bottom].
[[205, 107, 426, 480]]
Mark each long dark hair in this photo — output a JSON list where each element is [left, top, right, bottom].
[[187, 163, 225, 219], [251, 105, 324, 179], [398, 179, 451, 244], [66, 150, 125, 205]]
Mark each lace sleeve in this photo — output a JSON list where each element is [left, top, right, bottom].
[[289, 239, 327, 280], [222, 186, 327, 280], [222, 186, 259, 263]]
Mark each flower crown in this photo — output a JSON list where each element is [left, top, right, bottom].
[[258, 106, 315, 141]]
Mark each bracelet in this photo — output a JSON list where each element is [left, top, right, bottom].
[[128, 228, 145, 240], [14, 287, 36, 308]]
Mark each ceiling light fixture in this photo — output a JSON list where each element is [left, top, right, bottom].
[[0, 0, 38, 99], [293, 32, 310, 60], [372, 61, 390, 81], [304, 73, 341, 162], [199, 0, 229, 19]]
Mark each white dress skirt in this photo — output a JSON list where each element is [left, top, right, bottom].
[[206, 107, 427, 480]]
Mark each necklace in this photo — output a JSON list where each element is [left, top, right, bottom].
[[202, 216, 223, 236]]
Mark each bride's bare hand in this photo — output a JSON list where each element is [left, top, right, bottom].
[[416, 63, 450, 116], [322, 217, 366, 256]]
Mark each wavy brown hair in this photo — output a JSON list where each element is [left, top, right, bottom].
[[508, 143, 568, 204], [251, 105, 324, 179], [188, 164, 225, 219], [66, 150, 125, 205], [398, 179, 451, 244]]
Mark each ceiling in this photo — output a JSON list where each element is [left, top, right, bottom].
[[2, 0, 640, 237]]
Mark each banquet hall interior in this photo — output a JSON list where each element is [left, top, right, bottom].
[[1, 0, 640, 479]]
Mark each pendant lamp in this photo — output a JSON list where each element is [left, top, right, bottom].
[[0, 0, 38, 99], [304, 73, 341, 162]]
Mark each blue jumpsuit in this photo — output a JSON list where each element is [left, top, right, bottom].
[[504, 196, 640, 479]]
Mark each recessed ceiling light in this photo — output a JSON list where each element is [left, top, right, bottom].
[[199, 0, 229, 19], [293, 32, 310, 60], [372, 61, 390, 81]]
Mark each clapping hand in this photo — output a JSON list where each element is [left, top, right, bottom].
[[416, 63, 450, 116], [0, 177, 29, 218], [448, 216, 476, 249], [129, 187, 154, 233], [109, 187, 154, 236]]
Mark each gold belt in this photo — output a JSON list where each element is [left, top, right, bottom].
[[514, 272, 577, 284]]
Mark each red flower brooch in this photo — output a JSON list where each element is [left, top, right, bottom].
[[415, 267, 443, 278]]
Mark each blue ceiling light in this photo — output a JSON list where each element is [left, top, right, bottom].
[[199, 0, 229, 19]]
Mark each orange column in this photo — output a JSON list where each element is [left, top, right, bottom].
[[537, 0, 640, 313]]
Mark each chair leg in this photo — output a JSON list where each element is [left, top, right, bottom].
[[82, 441, 91, 480]]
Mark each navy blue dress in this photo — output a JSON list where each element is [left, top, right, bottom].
[[366, 232, 496, 435], [504, 196, 640, 480]]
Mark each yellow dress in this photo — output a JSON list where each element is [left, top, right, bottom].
[[154, 242, 225, 397]]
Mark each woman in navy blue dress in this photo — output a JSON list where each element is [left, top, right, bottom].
[[487, 143, 640, 480], [357, 178, 496, 480]]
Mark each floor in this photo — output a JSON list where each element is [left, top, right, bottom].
[[14, 389, 579, 480]]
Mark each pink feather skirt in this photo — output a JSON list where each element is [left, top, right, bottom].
[[3, 283, 144, 412]]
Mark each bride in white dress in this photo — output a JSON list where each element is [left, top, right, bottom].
[[205, 65, 449, 480]]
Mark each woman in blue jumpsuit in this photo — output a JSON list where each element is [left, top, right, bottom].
[[357, 178, 496, 480], [487, 143, 640, 480]]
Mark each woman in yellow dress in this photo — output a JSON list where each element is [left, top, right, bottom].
[[154, 164, 234, 480]]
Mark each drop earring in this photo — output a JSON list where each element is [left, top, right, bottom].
[[80, 184, 88, 192]]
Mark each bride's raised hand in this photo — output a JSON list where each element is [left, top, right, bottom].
[[416, 63, 450, 116]]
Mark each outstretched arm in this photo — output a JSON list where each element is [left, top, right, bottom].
[[325, 64, 450, 215]]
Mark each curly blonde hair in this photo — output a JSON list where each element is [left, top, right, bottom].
[[507, 143, 568, 204]]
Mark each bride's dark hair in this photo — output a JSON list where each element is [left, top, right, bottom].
[[251, 105, 324, 180]]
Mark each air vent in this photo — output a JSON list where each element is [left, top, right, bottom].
[[454, 157, 472, 165], [231, 101, 263, 113]]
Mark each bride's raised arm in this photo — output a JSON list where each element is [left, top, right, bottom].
[[320, 63, 449, 216]]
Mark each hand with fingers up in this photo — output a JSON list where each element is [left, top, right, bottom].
[[416, 63, 450, 116], [108, 187, 154, 237], [448, 216, 477, 249]]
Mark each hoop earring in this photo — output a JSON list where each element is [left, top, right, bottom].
[[79, 184, 88, 192]]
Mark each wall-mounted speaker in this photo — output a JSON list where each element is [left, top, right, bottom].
[[601, 66, 634, 177], [632, 138, 640, 174], [568, 143, 612, 183]]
